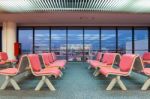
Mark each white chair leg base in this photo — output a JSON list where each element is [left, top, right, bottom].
[[141, 78, 150, 90], [94, 69, 100, 76], [106, 76, 127, 91], [0, 76, 20, 90], [35, 76, 56, 91], [88, 65, 91, 69]]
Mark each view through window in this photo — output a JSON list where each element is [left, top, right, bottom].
[[18, 27, 150, 61]]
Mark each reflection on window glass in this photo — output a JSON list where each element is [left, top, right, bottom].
[[84, 28, 100, 60], [34, 28, 50, 53], [101, 28, 116, 52], [118, 28, 132, 54], [51, 27, 66, 59], [134, 28, 148, 55], [18, 28, 33, 54], [68, 27, 83, 61]]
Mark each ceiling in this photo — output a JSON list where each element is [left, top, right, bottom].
[[0, 12, 150, 26], [0, 0, 150, 13]]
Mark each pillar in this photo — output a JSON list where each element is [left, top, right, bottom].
[[2, 21, 16, 59]]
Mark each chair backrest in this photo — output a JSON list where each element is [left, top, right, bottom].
[[132, 56, 144, 72], [27, 54, 41, 72], [142, 52, 150, 61], [102, 53, 110, 63], [0, 52, 8, 61], [51, 52, 57, 61], [48, 53, 55, 63], [119, 54, 137, 72], [17, 55, 29, 73], [106, 53, 119, 65], [41, 53, 50, 66], [96, 52, 102, 61]]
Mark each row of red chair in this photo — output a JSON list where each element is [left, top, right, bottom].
[[88, 52, 121, 76], [0, 52, 67, 91], [88, 52, 150, 90]]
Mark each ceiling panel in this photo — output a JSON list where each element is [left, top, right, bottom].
[[0, 0, 150, 13]]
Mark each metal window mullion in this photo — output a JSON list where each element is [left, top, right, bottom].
[[116, 27, 118, 53], [33, 27, 35, 54], [132, 27, 134, 54]]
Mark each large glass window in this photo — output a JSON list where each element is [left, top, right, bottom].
[[18, 28, 33, 54], [51, 27, 67, 59], [84, 27, 100, 60], [101, 28, 116, 52], [34, 28, 50, 53], [118, 28, 132, 54], [134, 28, 148, 55], [17, 27, 150, 61], [68, 27, 83, 61]]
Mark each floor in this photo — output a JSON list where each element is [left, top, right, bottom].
[[0, 62, 149, 99]]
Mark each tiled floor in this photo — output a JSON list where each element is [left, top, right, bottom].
[[0, 62, 149, 99]]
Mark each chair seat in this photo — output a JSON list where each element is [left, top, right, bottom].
[[100, 67, 128, 77], [35, 68, 61, 76], [143, 61, 150, 65], [5, 59, 18, 63], [49, 61, 66, 68], [0, 61, 6, 65], [90, 60, 107, 68], [142, 68, 150, 75], [0, 68, 18, 75]]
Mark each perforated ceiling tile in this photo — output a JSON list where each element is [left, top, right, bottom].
[[0, 0, 150, 13]]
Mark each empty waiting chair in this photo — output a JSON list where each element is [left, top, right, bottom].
[[93, 53, 121, 76], [87, 52, 102, 69], [41, 53, 60, 69], [89, 53, 109, 69], [0, 55, 29, 90], [89, 53, 121, 76], [48, 53, 66, 69], [100, 54, 137, 90], [132, 55, 150, 90], [142, 52, 150, 65], [0, 52, 17, 63], [27, 54, 62, 91]]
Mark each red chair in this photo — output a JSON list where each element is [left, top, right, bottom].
[[0, 55, 29, 90], [142, 52, 150, 65], [48, 53, 66, 69], [90, 53, 121, 76], [27, 54, 61, 91], [41, 53, 63, 76], [100, 54, 137, 90], [0, 52, 17, 67], [87, 52, 102, 69], [0, 52, 17, 63], [132, 55, 150, 90]]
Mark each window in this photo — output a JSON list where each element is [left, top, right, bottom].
[[118, 28, 132, 54], [84, 27, 100, 60], [51, 27, 67, 59], [101, 28, 116, 52], [18, 28, 33, 54], [34, 28, 50, 53], [134, 28, 148, 55], [68, 27, 83, 61]]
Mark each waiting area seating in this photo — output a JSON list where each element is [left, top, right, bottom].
[[87, 52, 150, 91], [0, 52, 67, 91], [41, 53, 66, 69], [88, 52, 121, 76], [0, 52, 18, 67]]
